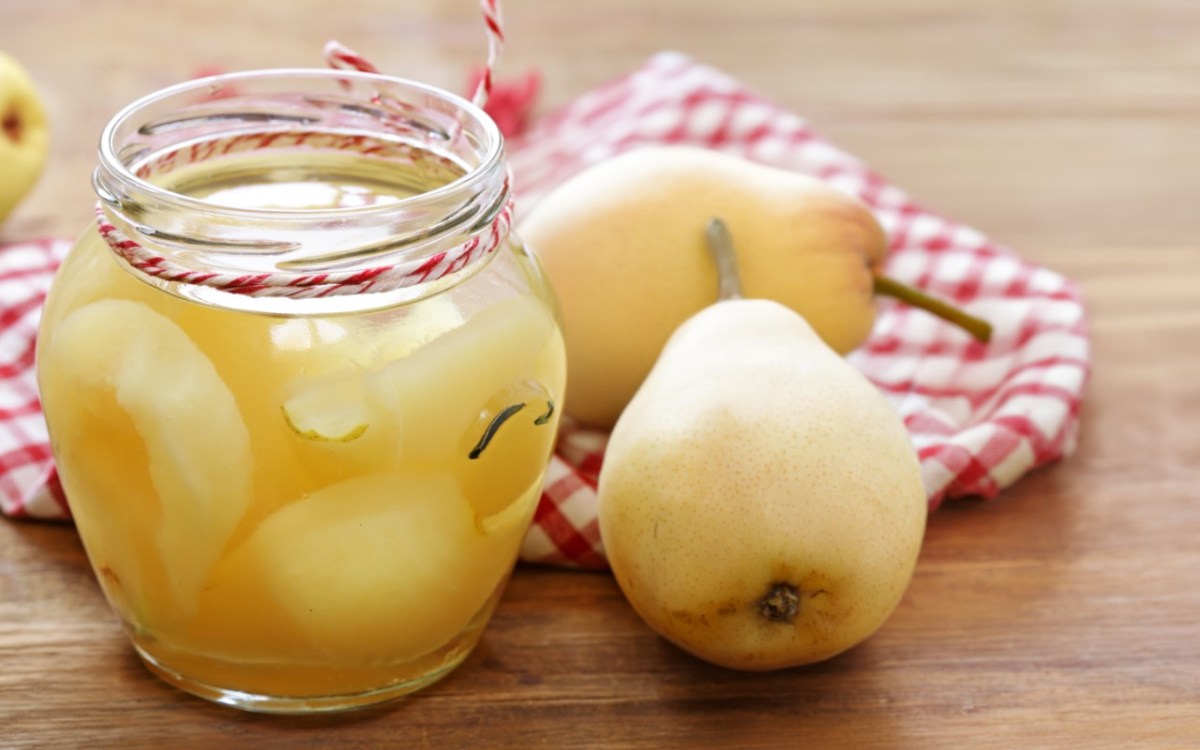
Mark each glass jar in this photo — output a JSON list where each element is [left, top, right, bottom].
[[36, 69, 565, 713]]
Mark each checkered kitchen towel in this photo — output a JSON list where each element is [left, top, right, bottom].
[[0, 237, 70, 520], [0, 52, 1090, 569]]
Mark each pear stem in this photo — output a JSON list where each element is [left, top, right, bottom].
[[705, 218, 744, 301], [706, 218, 992, 343], [873, 275, 993, 343]]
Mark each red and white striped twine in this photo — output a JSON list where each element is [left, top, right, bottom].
[[473, 0, 505, 108], [100, 0, 510, 299], [97, 191, 512, 299], [323, 40, 381, 76], [325, 0, 504, 109]]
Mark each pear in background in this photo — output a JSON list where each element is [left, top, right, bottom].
[[521, 146, 989, 429], [0, 50, 50, 221]]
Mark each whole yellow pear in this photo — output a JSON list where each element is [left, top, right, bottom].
[[0, 50, 50, 222], [520, 146, 888, 429], [597, 221, 927, 670]]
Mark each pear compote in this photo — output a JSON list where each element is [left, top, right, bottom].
[[36, 71, 565, 713]]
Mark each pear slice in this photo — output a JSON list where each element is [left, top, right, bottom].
[[365, 295, 555, 475], [368, 294, 466, 362], [265, 297, 463, 382], [48, 299, 253, 619], [280, 374, 371, 443], [270, 317, 351, 355], [475, 479, 543, 539], [232, 471, 519, 665], [458, 380, 558, 521]]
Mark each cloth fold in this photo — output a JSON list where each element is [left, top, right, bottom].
[[0, 53, 1090, 570]]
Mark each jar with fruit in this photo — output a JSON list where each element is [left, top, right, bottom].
[[36, 69, 565, 712]]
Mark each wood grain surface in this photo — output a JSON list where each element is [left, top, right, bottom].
[[2, 1, 1198, 748]]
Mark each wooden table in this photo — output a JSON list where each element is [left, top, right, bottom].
[[3, 1, 1198, 747]]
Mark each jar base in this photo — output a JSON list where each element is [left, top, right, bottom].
[[133, 642, 470, 714]]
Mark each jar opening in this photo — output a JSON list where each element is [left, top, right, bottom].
[[92, 69, 511, 315]]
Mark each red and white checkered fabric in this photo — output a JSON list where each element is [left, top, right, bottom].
[[0, 53, 1090, 571], [0, 238, 70, 519]]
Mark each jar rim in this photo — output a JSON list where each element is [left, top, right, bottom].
[[96, 67, 505, 221], [91, 67, 514, 314]]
